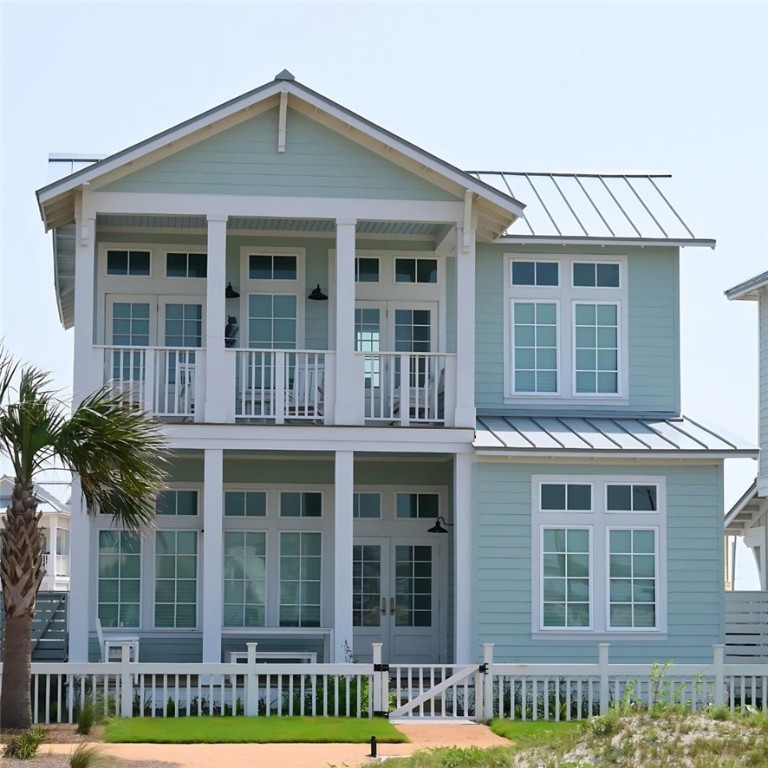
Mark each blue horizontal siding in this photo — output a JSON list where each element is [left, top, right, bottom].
[[472, 461, 723, 664]]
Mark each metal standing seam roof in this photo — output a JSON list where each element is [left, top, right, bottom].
[[474, 415, 756, 456], [467, 171, 714, 246]]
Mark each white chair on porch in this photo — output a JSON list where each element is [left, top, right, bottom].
[[95, 617, 140, 662]]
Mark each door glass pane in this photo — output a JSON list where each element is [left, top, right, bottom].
[[355, 308, 381, 389], [353, 544, 381, 627], [248, 294, 297, 350], [223, 531, 266, 627], [111, 303, 150, 382], [394, 309, 431, 389], [395, 545, 432, 627]]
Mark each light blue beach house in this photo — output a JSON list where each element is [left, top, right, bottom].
[[35, 71, 755, 667]]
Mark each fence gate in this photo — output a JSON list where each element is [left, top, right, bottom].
[[389, 664, 482, 719]]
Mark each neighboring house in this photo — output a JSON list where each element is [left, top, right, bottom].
[[0, 475, 70, 592], [35, 70, 755, 666], [725, 271, 768, 588]]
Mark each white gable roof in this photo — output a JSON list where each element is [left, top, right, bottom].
[[726, 270, 768, 301]]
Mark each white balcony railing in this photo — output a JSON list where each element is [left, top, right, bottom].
[[235, 349, 330, 424], [42, 554, 69, 577], [358, 352, 453, 425], [100, 346, 203, 419]]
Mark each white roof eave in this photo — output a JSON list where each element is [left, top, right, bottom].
[[725, 270, 768, 301]]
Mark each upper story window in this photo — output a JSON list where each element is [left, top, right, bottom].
[[157, 490, 198, 516], [249, 254, 297, 280], [107, 250, 150, 276], [395, 257, 437, 284], [512, 260, 559, 287], [355, 257, 379, 283], [505, 255, 627, 401], [166, 252, 207, 278]]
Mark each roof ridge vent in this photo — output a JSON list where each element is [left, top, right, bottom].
[[274, 69, 295, 81]]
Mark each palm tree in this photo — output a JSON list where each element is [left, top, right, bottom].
[[0, 350, 167, 730]]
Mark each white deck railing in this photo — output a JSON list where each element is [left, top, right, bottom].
[[100, 346, 203, 420], [42, 554, 69, 577], [358, 352, 453, 425], [234, 349, 330, 424], [726, 591, 768, 662], [6, 642, 767, 724]]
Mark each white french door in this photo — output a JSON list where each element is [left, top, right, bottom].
[[352, 536, 443, 664]]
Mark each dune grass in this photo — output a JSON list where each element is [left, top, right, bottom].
[[105, 715, 408, 744]]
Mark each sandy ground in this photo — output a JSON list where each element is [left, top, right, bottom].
[[5, 722, 509, 768]]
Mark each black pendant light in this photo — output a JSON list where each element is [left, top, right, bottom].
[[308, 284, 328, 301]]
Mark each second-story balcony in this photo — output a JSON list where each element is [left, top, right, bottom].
[[98, 345, 457, 427]]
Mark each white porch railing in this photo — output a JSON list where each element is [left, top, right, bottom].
[[7, 642, 768, 724], [42, 554, 69, 577], [358, 352, 454, 426], [234, 349, 330, 424], [726, 591, 768, 662], [100, 346, 204, 419]]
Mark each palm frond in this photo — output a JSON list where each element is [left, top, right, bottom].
[[0, 348, 19, 407], [56, 387, 168, 531]]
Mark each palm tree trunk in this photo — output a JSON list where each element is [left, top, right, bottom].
[[1, 482, 44, 730], [1, 613, 33, 730]]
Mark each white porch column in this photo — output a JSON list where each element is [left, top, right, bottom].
[[69, 192, 98, 662], [454, 453, 473, 662], [68, 480, 91, 660], [454, 226, 476, 428], [202, 448, 224, 662], [205, 215, 229, 422], [333, 450, 354, 661], [334, 220, 357, 424]]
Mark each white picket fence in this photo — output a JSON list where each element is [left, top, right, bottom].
[[4, 642, 767, 724]]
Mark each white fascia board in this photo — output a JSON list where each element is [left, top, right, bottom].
[[497, 236, 717, 249], [724, 480, 759, 529], [161, 424, 475, 453], [474, 449, 757, 460], [88, 191, 465, 223], [725, 270, 768, 301]]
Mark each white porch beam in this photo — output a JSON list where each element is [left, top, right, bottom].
[[334, 220, 357, 424], [333, 450, 354, 661], [67, 478, 91, 661], [205, 216, 229, 422], [454, 453, 473, 662], [454, 225, 476, 428], [88, 191, 464, 223], [202, 448, 224, 662]]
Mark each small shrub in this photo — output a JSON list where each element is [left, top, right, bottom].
[[70, 743, 105, 768], [709, 703, 732, 721], [3, 727, 45, 760], [586, 709, 621, 738], [77, 701, 94, 735]]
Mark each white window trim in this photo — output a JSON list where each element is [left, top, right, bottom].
[[97, 529, 143, 630], [278, 529, 324, 628], [504, 254, 628, 404], [531, 474, 666, 637], [510, 258, 561, 288], [152, 528, 200, 631], [105, 247, 153, 278], [163, 249, 208, 279], [393, 255, 440, 286]]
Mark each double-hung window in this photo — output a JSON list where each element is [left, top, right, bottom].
[[533, 476, 665, 634], [507, 256, 626, 400]]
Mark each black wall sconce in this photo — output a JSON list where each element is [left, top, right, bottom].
[[308, 284, 328, 301], [427, 516, 453, 534], [226, 282, 240, 298]]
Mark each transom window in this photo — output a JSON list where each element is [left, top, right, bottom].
[[512, 260, 559, 287], [395, 257, 437, 284], [353, 493, 381, 518], [107, 250, 150, 276], [506, 255, 626, 400], [533, 476, 664, 634], [249, 254, 297, 281], [280, 492, 322, 518], [573, 262, 620, 288], [225, 491, 267, 517], [156, 490, 198, 516], [355, 257, 379, 283], [396, 493, 439, 519], [166, 252, 207, 278]]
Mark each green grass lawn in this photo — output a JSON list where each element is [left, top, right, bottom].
[[105, 715, 408, 744], [489, 718, 582, 746]]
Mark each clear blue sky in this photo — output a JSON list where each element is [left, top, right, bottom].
[[1, 2, 766, 584]]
